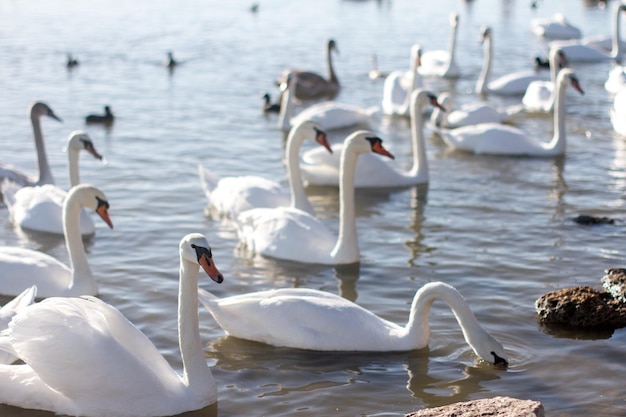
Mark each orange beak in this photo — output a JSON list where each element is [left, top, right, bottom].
[[315, 128, 333, 153], [96, 204, 114, 229], [372, 141, 395, 160], [199, 253, 224, 284]]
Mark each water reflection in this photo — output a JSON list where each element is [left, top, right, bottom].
[[405, 184, 429, 266]]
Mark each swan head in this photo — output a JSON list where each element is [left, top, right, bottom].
[[345, 131, 395, 160], [479, 26, 492, 44], [328, 39, 338, 55], [67, 184, 113, 229], [410, 44, 422, 67], [180, 233, 224, 284], [66, 131, 103, 160], [559, 69, 584, 95], [450, 12, 459, 27], [470, 330, 509, 367], [411, 90, 447, 117], [30, 101, 62, 123], [294, 121, 332, 154]]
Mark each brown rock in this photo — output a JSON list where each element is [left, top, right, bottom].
[[535, 286, 626, 328], [406, 396, 544, 417]]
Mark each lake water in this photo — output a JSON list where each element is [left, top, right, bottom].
[[0, 0, 625, 416]]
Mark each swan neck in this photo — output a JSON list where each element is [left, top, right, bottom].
[[405, 283, 485, 351], [68, 147, 81, 187], [286, 129, 313, 214], [278, 84, 295, 132], [179, 258, 215, 396], [446, 22, 458, 70], [63, 197, 97, 295], [408, 100, 428, 180], [548, 75, 568, 154], [327, 44, 337, 83], [476, 35, 492, 95], [612, 5, 623, 58], [31, 112, 54, 185], [331, 145, 359, 264]]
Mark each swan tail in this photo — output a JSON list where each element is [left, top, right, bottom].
[[0, 178, 21, 215], [504, 104, 524, 117], [1, 285, 37, 314], [197, 164, 220, 197], [0, 335, 19, 364]]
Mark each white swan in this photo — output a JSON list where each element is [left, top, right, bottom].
[[279, 73, 378, 132], [197, 281, 508, 365], [381, 44, 423, 116], [549, 2, 626, 63], [476, 26, 564, 96], [604, 63, 626, 94], [522, 47, 567, 113], [0, 184, 113, 298], [235, 131, 394, 265], [0, 286, 36, 364], [531, 13, 581, 40], [277, 39, 340, 100], [610, 87, 626, 135], [199, 120, 331, 219], [3, 131, 103, 236], [419, 13, 460, 79], [368, 54, 389, 80], [436, 68, 584, 156], [430, 93, 522, 128], [0, 102, 62, 189], [300, 89, 443, 187], [0, 233, 224, 417]]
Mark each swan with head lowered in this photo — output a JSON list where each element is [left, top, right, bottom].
[[0, 184, 113, 298], [199, 120, 331, 219], [381, 44, 423, 116], [436, 68, 584, 156], [0, 102, 62, 190], [3, 131, 104, 236], [430, 93, 522, 129], [531, 13, 581, 40], [300, 89, 444, 188], [548, 2, 626, 63], [197, 281, 508, 366], [276, 39, 340, 100], [0, 233, 224, 417], [278, 72, 379, 132], [419, 13, 460, 79], [476, 26, 566, 96], [235, 131, 394, 265]]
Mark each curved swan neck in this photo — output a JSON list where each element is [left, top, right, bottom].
[[31, 111, 53, 185], [404, 282, 486, 350], [408, 97, 428, 180], [63, 196, 97, 295], [476, 32, 492, 96], [611, 5, 624, 59], [285, 127, 313, 214], [330, 141, 360, 264], [179, 256, 214, 395], [67, 147, 81, 187]]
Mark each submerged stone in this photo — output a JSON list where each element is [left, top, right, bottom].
[[406, 396, 544, 417]]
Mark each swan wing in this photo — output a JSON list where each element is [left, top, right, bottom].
[[522, 81, 554, 112], [0, 286, 36, 364], [381, 70, 412, 115], [208, 175, 290, 218], [7, 296, 180, 397], [291, 102, 376, 131], [488, 70, 549, 95], [0, 247, 71, 297], [199, 288, 398, 351], [197, 164, 221, 197]]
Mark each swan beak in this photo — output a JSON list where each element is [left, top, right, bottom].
[[199, 252, 224, 284], [95, 204, 113, 229], [315, 128, 332, 154], [48, 111, 63, 123], [84, 141, 103, 160], [369, 138, 395, 160], [431, 97, 447, 112], [571, 78, 585, 95], [492, 351, 508, 368]]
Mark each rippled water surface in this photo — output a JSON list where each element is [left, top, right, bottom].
[[1, 0, 625, 416]]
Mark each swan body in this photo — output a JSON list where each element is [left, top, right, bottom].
[[436, 69, 584, 157], [368, 54, 389, 80], [419, 13, 460, 79], [430, 93, 522, 128], [277, 39, 340, 100], [0, 233, 224, 417], [199, 120, 331, 219], [531, 13, 581, 40], [3, 131, 103, 236], [610, 87, 626, 135], [301, 89, 442, 187], [522, 47, 567, 113], [0, 102, 61, 189], [235, 132, 394, 265], [0, 286, 36, 364], [548, 3, 626, 63], [381, 44, 422, 116], [0, 184, 113, 298], [197, 281, 508, 365], [604, 63, 626, 94], [476, 26, 561, 96], [279, 73, 377, 132]]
